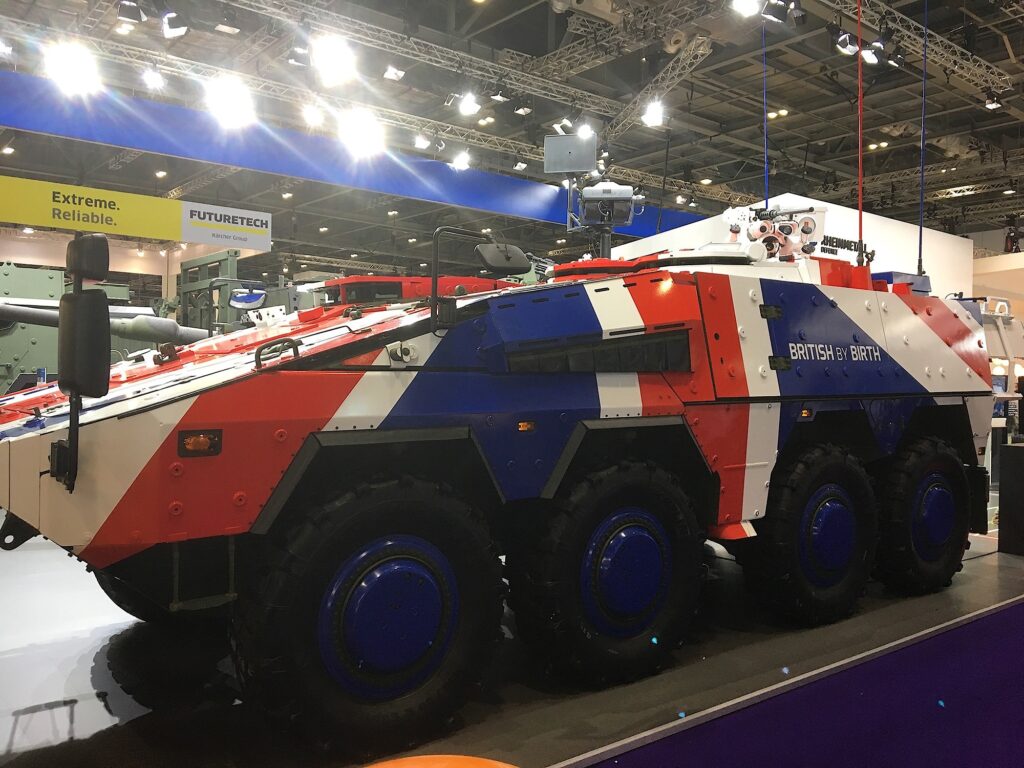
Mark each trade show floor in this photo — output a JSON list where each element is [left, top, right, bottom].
[[0, 538, 1021, 768]]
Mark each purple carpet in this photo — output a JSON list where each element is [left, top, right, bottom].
[[593, 601, 1024, 768]]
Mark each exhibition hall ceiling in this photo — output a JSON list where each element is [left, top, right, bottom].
[[0, 0, 1022, 279]]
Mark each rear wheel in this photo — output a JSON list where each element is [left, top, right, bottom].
[[508, 461, 704, 683], [749, 444, 877, 625], [233, 478, 503, 751], [876, 438, 970, 594]]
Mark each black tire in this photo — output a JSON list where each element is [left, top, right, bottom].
[[508, 461, 704, 683], [876, 437, 970, 594], [94, 571, 174, 625], [749, 444, 878, 625], [232, 478, 503, 752]]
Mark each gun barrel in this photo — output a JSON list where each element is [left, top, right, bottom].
[[0, 302, 209, 345]]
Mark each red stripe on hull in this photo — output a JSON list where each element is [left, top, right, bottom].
[[684, 402, 750, 525], [899, 295, 991, 385]]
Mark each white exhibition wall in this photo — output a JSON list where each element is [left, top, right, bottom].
[[613, 193, 974, 299]]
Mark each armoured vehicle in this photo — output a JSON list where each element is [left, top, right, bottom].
[[0, 221, 991, 749]]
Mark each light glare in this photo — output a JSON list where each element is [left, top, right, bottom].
[[44, 41, 103, 97], [203, 74, 256, 129], [450, 150, 471, 170], [338, 107, 386, 159], [141, 68, 165, 91], [302, 103, 325, 128], [641, 100, 664, 127], [311, 34, 358, 88], [458, 93, 481, 116]]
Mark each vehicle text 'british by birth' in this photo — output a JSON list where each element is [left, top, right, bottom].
[[788, 342, 883, 362]]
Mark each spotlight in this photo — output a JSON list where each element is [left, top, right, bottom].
[[1, 146, 13, 155], [287, 43, 309, 68], [676, 194, 688, 204], [577, 122, 595, 139], [778, 108, 789, 116], [481, 228, 492, 234], [513, 159, 528, 171], [22, 227, 35, 234], [310, 34, 357, 88], [116, 1, 145, 23], [338, 107, 386, 159], [552, 117, 573, 135], [689, 200, 698, 207], [407, 237, 417, 243], [868, 143, 878, 150], [383, 65, 405, 81], [790, 0, 807, 25], [203, 74, 256, 129], [700, 178, 713, 185], [155, 170, 167, 178], [835, 31, 858, 56], [513, 101, 533, 116], [43, 41, 103, 97], [458, 92, 481, 116], [556, 238, 566, 244], [161, 11, 188, 39], [387, 210, 399, 216], [450, 150, 471, 170], [141, 68, 165, 90], [887, 45, 905, 68], [861, 42, 882, 65], [767, 111, 778, 119], [490, 91, 510, 102], [730, 0, 760, 17], [641, 100, 664, 127], [281, 192, 293, 200], [350, 253, 360, 258], [1004, 181, 1017, 195], [414, 134, 432, 149], [761, 0, 788, 24], [302, 103, 325, 128], [879, 141, 888, 148], [319, 226, 329, 232], [0, 39, 12, 59], [985, 90, 1003, 110]]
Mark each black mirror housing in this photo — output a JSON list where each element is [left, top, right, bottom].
[[475, 243, 532, 276], [58, 290, 110, 398], [66, 233, 110, 281]]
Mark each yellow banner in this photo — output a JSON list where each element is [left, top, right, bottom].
[[0, 175, 271, 250]]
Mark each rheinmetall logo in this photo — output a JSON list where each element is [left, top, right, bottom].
[[188, 209, 269, 229]]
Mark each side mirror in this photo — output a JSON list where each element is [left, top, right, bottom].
[[58, 290, 110, 399], [66, 233, 110, 281], [475, 242, 532, 276], [229, 288, 268, 311]]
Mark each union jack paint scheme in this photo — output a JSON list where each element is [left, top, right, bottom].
[[0, 230, 992, 749]]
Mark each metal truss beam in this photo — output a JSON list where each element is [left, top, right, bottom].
[[604, 36, 713, 141], [224, 0, 625, 116], [165, 167, 242, 200], [804, 0, 1012, 95], [0, 14, 753, 208], [79, 0, 116, 32], [106, 148, 144, 171]]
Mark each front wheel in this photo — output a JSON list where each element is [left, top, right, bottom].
[[233, 479, 503, 751], [876, 438, 970, 594], [508, 461, 704, 683], [749, 444, 878, 625]]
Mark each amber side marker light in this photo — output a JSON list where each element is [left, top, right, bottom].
[[800, 408, 813, 418], [178, 429, 223, 457], [517, 421, 536, 432]]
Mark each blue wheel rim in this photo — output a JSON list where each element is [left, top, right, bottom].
[[911, 473, 956, 562], [580, 507, 672, 639], [798, 484, 858, 588], [317, 535, 458, 701]]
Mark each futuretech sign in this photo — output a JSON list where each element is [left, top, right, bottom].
[[1, 175, 272, 250]]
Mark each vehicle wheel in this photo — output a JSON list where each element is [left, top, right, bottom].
[[750, 444, 877, 625], [508, 461, 704, 683], [94, 571, 175, 625], [232, 478, 503, 752], [876, 438, 970, 594]]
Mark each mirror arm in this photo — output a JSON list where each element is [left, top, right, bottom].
[[430, 227, 494, 333]]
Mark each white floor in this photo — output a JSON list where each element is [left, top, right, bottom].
[[0, 540, 144, 758]]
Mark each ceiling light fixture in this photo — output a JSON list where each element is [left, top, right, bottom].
[[387, 210, 399, 216], [161, 10, 188, 39], [985, 90, 1003, 110], [214, 9, 240, 34], [767, 111, 778, 119], [22, 227, 34, 234], [383, 64, 405, 81], [203, 74, 256, 129], [115, 22, 134, 35], [481, 228, 492, 234], [281, 192, 293, 200], [689, 200, 698, 207], [577, 122, 595, 139], [0, 40, 12, 59], [640, 99, 664, 128], [556, 238, 566, 244], [512, 101, 533, 116], [414, 134, 432, 149], [141, 67, 165, 90], [700, 178, 713, 185], [0, 146, 13, 155], [778, 108, 789, 116], [310, 34, 357, 88], [450, 150, 471, 170], [761, 0, 788, 24], [513, 158, 528, 171], [868, 142, 878, 150], [319, 226, 329, 233], [835, 30, 858, 56], [338, 107, 386, 158], [154, 170, 167, 178], [116, 1, 145, 23], [490, 90, 510, 102], [458, 92, 481, 116], [407, 237, 417, 243], [43, 41, 103, 97]]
